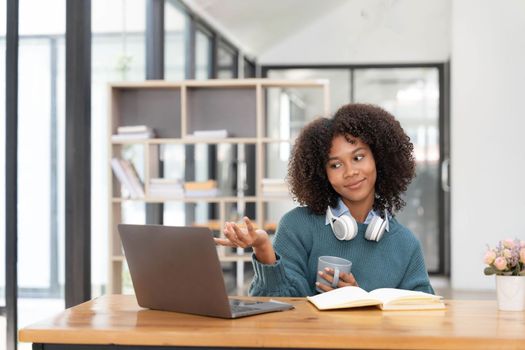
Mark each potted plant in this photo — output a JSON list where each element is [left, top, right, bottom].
[[483, 238, 525, 311]]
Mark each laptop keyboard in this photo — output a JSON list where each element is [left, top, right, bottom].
[[230, 305, 260, 313], [229, 299, 264, 313]]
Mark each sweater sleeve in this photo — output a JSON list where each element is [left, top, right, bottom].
[[249, 216, 313, 297], [398, 239, 435, 294]]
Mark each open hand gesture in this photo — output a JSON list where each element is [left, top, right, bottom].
[[214, 216, 276, 264], [214, 216, 268, 248]]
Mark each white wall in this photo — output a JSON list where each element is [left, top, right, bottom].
[[451, 0, 525, 290], [259, 0, 450, 64]]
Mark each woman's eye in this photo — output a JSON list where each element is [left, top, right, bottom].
[[354, 155, 364, 161], [329, 162, 342, 169]]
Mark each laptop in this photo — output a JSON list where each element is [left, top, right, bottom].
[[118, 224, 294, 318]]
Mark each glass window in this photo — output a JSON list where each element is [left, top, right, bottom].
[[264, 85, 327, 141], [267, 68, 351, 114], [17, 1, 66, 347], [243, 57, 256, 78], [195, 29, 212, 79], [165, 0, 187, 81], [92, 0, 146, 298], [217, 43, 237, 79], [354, 67, 440, 271]]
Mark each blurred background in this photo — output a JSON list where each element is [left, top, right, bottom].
[[1, 0, 525, 349]]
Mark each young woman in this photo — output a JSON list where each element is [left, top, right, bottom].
[[215, 103, 434, 296]]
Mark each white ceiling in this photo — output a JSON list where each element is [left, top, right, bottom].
[[183, 0, 349, 57]]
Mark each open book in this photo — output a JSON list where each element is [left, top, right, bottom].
[[307, 286, 445, 311]]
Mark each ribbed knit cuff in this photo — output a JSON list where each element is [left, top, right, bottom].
[[251, 253, 288, 289]]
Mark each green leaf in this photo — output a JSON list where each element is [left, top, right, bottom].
[[484, 266, 496, 275]]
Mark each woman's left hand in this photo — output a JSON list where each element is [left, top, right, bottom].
[[315, 268, 358, 292]]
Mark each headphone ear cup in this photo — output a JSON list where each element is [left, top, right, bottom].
[[333, 215, 358, 240], [365, 216, 387, 242]]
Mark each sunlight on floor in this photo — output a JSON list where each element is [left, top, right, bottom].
[[1, 298, 65, 350]]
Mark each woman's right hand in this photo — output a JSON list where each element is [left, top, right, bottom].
[[214, 216, 276, 264]]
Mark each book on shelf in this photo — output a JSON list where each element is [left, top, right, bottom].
[[111, 158, 135, 198], [184, 180, 218, 191], [111, 157, 144, 199], [184, 180, 220, 197], [261, 178, 289, 196], [111, 125, 155, 141], [149, 188, 184, 198], [187, 129, 229, 139], [150, 177, 183, 184], [149, 178, 184, 188], [148, 178, 184, 198], [185, 188, 220, 197], [307, 286, 445, 311], [117, 125, 151, 134], [120, 159, 145, 198]]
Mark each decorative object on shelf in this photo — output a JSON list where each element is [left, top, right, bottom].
[[483, 238, 525, 311]]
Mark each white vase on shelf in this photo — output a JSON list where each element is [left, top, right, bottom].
[[496, 275, 525, 311]]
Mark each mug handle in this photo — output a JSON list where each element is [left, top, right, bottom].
[[331, 267, 340, 288]]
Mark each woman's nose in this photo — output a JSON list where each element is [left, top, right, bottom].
[[343, 165, 358, 178]]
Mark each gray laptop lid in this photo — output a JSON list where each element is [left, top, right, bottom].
[[118, 224, 293, 318]]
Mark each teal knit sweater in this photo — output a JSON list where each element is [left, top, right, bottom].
[[249, 206, 434, 296]]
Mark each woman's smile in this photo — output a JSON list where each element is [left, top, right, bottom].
[[345, 178, 365, 190]]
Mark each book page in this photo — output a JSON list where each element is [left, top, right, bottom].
[[307, 286, 381, 310], [369, 288, 444, 308], [378, 302, 446, 311]]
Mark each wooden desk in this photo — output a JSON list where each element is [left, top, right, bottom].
[[19, 295, 525, 350]]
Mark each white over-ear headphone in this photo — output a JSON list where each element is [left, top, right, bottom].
[[326, 207, 389, 242]]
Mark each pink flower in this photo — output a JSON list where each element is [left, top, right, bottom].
[[494, 256, 508, 271], [484, 239, 525, 276], [484, 250, 497, 264]]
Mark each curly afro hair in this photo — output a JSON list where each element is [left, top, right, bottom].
[[287, 103, 415, 216]]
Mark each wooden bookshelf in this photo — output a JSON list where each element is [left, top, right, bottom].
[[108, 79, 329, 294]]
